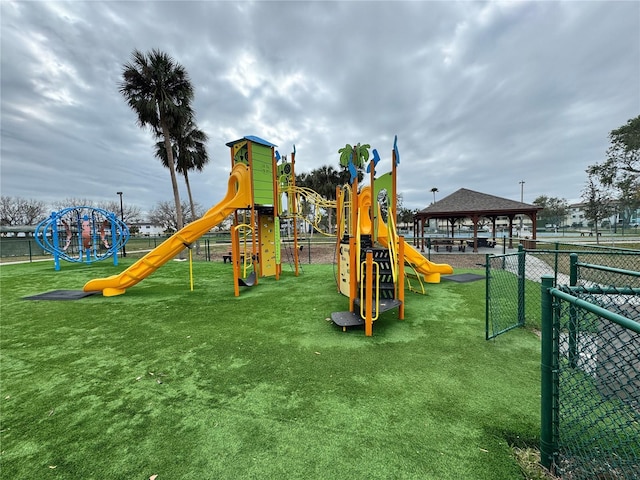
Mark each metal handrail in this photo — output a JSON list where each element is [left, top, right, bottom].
[[360, 259, 380, 322]]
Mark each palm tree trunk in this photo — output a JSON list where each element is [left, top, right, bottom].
[[183, 170, 197, 223], [161, 121, 184, 232], [183, 169, 200, 253]]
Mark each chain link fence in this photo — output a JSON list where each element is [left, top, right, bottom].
[[0, 238, 47, 262], [485, 252, 525, 339], [541, 270, 640, 479], [1, 236, 337, 267], [487, 242, 640, 478], [486, 242, 640, 339]]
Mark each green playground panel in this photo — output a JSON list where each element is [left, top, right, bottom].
[[251, 143, 274, 206]]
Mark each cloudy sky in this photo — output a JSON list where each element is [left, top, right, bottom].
[[2, 1, 639, 218]]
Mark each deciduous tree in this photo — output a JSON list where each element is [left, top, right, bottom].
[[588, 115, 640, 228], [532, 195, 569, 228], [581, 174, 613, 243], [0, 196, 47, 226], [148, 200, 204, 233]]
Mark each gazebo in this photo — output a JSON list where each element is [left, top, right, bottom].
[[413, 188, 542, 252]]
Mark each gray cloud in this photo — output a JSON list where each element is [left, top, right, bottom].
[[1, 0, 638, 217]]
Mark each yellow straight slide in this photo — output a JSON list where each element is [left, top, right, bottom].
[[84, 164, 252, 296]]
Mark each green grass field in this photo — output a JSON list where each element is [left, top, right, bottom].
[[1, 259, 541, 479]]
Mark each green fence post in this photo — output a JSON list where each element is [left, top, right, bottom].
[[568, 253, 578, 369], [427, 237, 432, 261], [553, 242, 559, 284], [28, 240, 33, 263], [307, 237, 311, 264], [518, 244, 525, 326], [485, 253, 490, 340], [540, 275, 556, 472]]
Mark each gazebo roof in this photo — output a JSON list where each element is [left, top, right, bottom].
[[416, 188, 541, 219]]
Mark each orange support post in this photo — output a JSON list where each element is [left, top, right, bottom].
[[246, 142, 259, 286], [232, 226, 240, 297], [271, 146, 279, 281], [392, 143, 397, 234], [351, 173, 358, 250], [335, 186, 343, 292], [291, 150, 300, 277]]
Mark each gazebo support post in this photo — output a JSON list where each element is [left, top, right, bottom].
[[507, 215, 515, 248], [471, 214, 480, 252]]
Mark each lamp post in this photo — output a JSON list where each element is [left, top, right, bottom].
[[519, 180, 525, 233], [116, 191, 126, 257]]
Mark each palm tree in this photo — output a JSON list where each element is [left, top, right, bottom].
[[119, 49, 194, 231], [431, 187, 439, 204], [338, 143, 370, 184], [155, 116, 209, 224], [309, 165, 341, 233]]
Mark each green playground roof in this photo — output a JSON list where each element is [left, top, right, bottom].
[[225, 136, 277, 148]]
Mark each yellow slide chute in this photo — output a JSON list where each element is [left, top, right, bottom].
[[358, 185, 453, 284], [83, 163, 253, 296]]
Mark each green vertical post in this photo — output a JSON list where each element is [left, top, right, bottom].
[[540, 275, 556, 472], [28, 240, 32, 263], [485, 253, 491, 340], [553, 242, 559, 284], [517, 244, 525, 326], [568, 253, 578, 369], [569, 252, 578, 285]]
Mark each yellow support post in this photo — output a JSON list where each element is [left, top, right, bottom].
[[189, 248, 194, 291], [365, 250, 374, 336], [349, 236, 357, 312], [335, 186, 343, 292], [291, 149, 300, 277], [398, 236, 405, 320]]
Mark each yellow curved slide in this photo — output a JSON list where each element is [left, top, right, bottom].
[[84, 164, 252, 296], [358, 186, 452, 283], [377, 224, 453, 284]]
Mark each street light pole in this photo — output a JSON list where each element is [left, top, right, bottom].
[[116, 191, 126, 257], [519, 180, 525, 232]]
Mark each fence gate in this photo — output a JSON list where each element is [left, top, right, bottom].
[[487, 245, 640, 340], [486, 252, 526, 339]]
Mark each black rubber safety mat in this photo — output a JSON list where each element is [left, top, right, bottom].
[[23, 290, 100, 301], [441, 273, 485, 283]]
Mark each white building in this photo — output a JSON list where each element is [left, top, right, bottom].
[[567, 202, 640, 229], [131, 222, 165, 236]]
